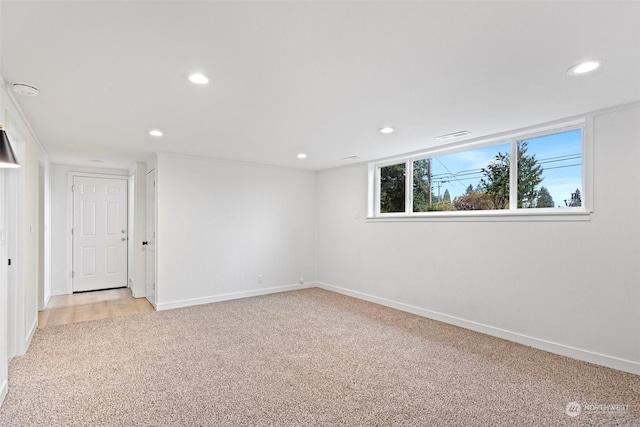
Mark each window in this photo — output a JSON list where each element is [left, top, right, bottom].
[[379, 162, 406, 213], [517, 129, 582, 209], [372, 124, 586, 218], [412, 143, 511, 212]]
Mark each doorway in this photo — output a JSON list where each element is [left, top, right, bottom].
[[72, 175, 128, 293], [38, 287, 153, 328], [38, 163, 46, 310]]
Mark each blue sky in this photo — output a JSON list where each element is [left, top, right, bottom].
[[426, 129, 582, 207]]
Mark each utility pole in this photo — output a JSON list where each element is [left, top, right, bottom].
[[435, 181, 442, 202], [427, 158, 432, 206]]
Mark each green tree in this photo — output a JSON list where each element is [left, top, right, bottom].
[[566, 188, 581, 207], [453, 191, 494, 210], [480, 141, 544, 209], [427, 201, 456, 211], [480, 152, 510, 209], [465, 184, 474, 194], [380, 163, 406, 213], [536, 186, 554, 208], [517, 142, 543, 208], [443, 189, 451, 203], [413, 159, 432, 212]]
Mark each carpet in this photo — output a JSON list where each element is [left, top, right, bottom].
[[0, 288, 638, 426]]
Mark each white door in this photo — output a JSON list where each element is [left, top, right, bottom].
[[145, 169, 156, 306], [73, 176, 128, 292]]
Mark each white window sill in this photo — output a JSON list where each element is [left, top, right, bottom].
[[367, 209, 591, 222]]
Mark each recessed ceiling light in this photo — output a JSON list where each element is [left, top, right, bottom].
[[148, 129, 163, 137], [297, 153, 307, 159], [188, 73, 210, 85], [567, 59, 604, 76], [436, 130, 471, 141], [379, 127, 394, 134]]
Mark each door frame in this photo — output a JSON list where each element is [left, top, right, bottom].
[[66, 172, 129, 294], [37, 162, 48, 310], [145, 168, 157, 308]]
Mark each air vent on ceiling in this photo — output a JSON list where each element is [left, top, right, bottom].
[[435, 130, 471, 141]]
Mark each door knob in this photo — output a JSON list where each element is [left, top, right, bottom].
[[142, 241, 148, 246], [121, 237, 127, 241], [121, 229, 126, 233]]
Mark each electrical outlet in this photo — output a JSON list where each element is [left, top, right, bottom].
[[299, 278, 304, 284], [257, 274, 263, 284]]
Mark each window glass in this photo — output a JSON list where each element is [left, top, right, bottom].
[[517, 129, 582, 208], [413, 143, 511, 212], [379, 163, 406, 213], [371, 124, 586, 218]]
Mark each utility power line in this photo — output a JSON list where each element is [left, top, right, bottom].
[[416, 153, 582, 196]]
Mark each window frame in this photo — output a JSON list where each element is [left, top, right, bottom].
[[368, 118, 592, 221]]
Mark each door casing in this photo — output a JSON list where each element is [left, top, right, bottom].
[[66, 172, 129, 294], [145, 168, 156, 307]]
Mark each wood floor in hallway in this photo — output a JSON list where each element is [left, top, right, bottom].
[[38, 288, 154, 328]]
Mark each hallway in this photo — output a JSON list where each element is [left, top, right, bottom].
[[38, 288, 154, 328]]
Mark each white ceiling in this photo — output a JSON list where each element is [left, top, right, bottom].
[[2, 1, 639, 170]]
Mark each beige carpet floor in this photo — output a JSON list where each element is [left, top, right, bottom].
[[0, 288, 638, 426]]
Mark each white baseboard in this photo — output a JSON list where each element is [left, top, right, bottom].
[[0, 379, 7, 407], [41, 293, 51, 312], [15, 316, 39, 357], [156, 282, 315, 311], [131, 290, 146, 298], [317, 282, 640, 376], [25, 317, 38, 353]]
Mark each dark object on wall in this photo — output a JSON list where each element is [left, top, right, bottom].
[[0, 124, 21, 168]]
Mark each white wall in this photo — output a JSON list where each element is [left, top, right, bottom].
[[50, 164, 129, 295], [129, 161, 147, 298], [155, 153, 317, 310], [0, 72, 51, 411], [0, 159, 6, 404], [317, 104, 640, 375], [0, 2, 6, 404]]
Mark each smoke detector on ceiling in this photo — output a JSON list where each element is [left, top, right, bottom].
[[12, 83, 39, 97]]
